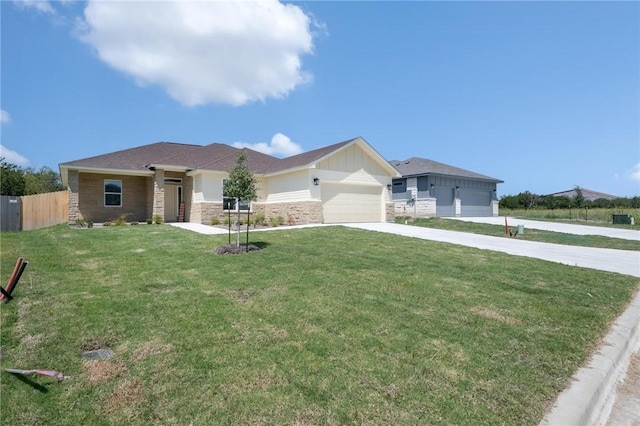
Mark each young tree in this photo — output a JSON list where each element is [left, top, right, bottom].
[[223, 151, 257, 248]]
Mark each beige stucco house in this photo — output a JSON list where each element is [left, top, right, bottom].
[[59, 137, 401, 225]]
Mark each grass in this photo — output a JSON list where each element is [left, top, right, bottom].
[[1, 224, 638, 425], [396, 217, 640, 251], [500, 207, 640, 228]]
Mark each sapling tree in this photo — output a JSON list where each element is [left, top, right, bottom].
[[223, 151, 257, 247]]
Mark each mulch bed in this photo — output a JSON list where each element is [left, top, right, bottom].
[[213, 244, 262, 255]]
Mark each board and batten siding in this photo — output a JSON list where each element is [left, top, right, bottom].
[[316, 143, 389, 176]]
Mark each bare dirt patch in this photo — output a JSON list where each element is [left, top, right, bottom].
[[228, 288, 255, 304], [471, 307, 521, 325], [104, 379, 145, 415], [84, 360, 127, 383], [213, 244, 262, 255], [132, 340, 173, 362]]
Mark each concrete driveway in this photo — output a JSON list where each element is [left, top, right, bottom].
[[449, 216, 639, 241], [346, 222, 640, 277]]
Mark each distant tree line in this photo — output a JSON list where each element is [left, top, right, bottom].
[[1, 157, 64, 196], [500, 189, 640, 210]]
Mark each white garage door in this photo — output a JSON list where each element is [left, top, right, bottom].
[[460, 189, 492, 217], [322, 184, 382, 223]]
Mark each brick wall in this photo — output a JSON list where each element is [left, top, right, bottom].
[[76, 173, 149, 223]]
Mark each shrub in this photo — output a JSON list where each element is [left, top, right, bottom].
[[75, 218, 86, 228], [153, 215, 163, 225], [270, 216, 279, 227], [146, 218, 153, 225], [276, 215, 285, 226], [254, 213, 266, 226], [210, 217, 220, 226], [287, 214, 296, 226], [113, 213, 131, 226]]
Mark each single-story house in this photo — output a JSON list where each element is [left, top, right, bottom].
[[59, 137, 401, 225], [546, 188, 619, 202], [390, 157, 503, 217]]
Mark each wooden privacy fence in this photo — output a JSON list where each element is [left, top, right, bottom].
[[1, 191, 68, 232]]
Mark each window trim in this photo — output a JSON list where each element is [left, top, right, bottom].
[[104, 179, 122, 207]]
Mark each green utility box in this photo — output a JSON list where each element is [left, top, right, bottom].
[[612, 214, 634, 225]]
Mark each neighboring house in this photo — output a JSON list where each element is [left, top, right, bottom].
[[59, 137, 401, 225], [546, 188, 620, 202], [390, 157, 503, 217]]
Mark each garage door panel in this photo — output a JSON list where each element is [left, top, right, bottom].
[[435, 186, 454, 217], [322, 184, 381, 223], [460, 189, 491, 217]]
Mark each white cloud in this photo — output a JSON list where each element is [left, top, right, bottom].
[[77, 0, 317, 107], [12, 0, 56, 14], [628, 162, 640, 181], [0, 145, 30, 166], [0, 110, 11, 125], [233, 133, 303, 157]]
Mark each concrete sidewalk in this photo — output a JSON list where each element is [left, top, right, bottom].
[[450, 216, 640, 241]]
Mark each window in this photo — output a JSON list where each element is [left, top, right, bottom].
[[104, 180, 122, 207], [223, 197, 250, 211], [222, 179, 250, 211]]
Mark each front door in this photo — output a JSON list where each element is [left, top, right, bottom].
[[164, 185, 181, 222]]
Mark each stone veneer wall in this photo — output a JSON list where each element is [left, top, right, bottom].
[[394, 198, 436, 219], [67, 170, 80, 224], [257, 201, 323, 225], [152, 169, 164, 220], [191, 201, 322, 225], [192, 202, 225, 225], [385, 202, 395, 222]]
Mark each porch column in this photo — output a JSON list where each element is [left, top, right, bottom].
[[153, 169, 165, 220], [67, 170, 80, 224]]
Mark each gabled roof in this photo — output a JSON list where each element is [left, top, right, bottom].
[[59, 137, 399, 181], [270, 139, 355, 173], [546, 188, 620, 201], [390, 157, 503, 183]]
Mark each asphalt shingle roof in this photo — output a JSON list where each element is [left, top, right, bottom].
[[390, 157, 503, 182], [59, 138, 362, 175], [59, 142, 202, 171]]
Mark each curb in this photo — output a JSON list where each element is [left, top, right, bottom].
[[540, 290, 640, 426]]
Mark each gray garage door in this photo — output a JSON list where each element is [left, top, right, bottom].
[[460, 189, 491, 217], [435, 186, 455, 217]]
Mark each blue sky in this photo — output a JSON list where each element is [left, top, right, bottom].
[[2, 0, 639, 197]]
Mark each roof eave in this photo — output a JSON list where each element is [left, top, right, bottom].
[[59, 165, 155, 186], [397, 172, 503, 183]]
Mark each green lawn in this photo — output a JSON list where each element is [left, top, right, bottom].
[[1, 224, 638, 425], [396, 217, 640, 251]]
